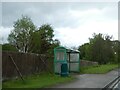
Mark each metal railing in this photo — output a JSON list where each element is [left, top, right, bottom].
[[102, 76, 120, 90]]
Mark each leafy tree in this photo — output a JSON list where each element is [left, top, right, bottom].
[[29, 31, 42, 53], [0, 44, 2, 51], [2, 43, 18, 51], [78, 43, 89, 60], [79, 33, 115, 64], [118, 41, 120, 64], [88, 33, 114, 64], [39, 24, 54, 54], [7, 16, 59, 55], [112, 40, 120, 63], [47, 39, 60, 55], [31, 24, 57, 54], [103, 35, 114, 63], [8, 16, 36, 53]]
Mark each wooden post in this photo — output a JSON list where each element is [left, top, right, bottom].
[[39, 56, 53, 74], [9, 55, 24, 82]]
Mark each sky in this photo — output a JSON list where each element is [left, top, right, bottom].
[[0, 2, 118, 48]]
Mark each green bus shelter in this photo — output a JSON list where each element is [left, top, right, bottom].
[[54, 46, 80, 74]]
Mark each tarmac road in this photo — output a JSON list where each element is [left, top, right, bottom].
[[51, 68, 119, 88]]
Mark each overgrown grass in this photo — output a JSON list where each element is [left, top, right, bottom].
[[3, 73, 74, 88], [80, 64, 118, 74]]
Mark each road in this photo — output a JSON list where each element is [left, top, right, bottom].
[[51, 69, 119, 88]]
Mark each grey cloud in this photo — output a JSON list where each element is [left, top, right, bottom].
[[2, 2, 71, 27], [2, 2, 117, 28], [0, 3, 2, 26], [1, 2, 118, 46]]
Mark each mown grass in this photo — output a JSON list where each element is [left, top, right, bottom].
[[80, 64, 118, 74], [2, 73, 74, 88]]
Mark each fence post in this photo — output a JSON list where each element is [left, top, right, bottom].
[[9, 55, 24, 82]]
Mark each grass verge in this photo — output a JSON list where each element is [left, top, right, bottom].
[[3, 73, 74, 88], [80, 64, 118, 74]]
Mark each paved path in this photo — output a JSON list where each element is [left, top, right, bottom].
[[51, 69, 119, 88]]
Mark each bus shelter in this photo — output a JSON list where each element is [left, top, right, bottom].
[[54, 46, 80, 74]]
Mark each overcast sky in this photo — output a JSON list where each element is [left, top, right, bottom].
[[0, 2, 118, 48]]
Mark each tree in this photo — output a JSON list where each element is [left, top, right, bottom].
[[31, 24, 55, 54], [0, 44, 1, 51], [103, 35, 114, 63], [47, 39, 60, 55], [88, 33, 114, 64], [79, 33, 116, 64], [112, 40, 120, 63], [78, 43, 89, 60], [2, 43, 18, 51], [8, 16, 36, 53]]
